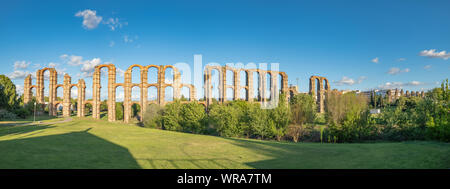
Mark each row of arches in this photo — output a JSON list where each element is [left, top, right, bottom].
[[204, 65, 289, 106], [24, 64, 292, 123]]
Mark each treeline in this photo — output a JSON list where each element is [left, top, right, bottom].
[[143, 93, 291, 141], [142, 79, 449, 143]]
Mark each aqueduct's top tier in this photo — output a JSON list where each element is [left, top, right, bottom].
[[23, 64, 293, 123]]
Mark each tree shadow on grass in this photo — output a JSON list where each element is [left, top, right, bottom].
[[0, 128, 141, 169], [0, 124, 54, 138], [225, 138, 351, 169]]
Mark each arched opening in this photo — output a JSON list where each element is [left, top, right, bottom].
[[315, 78, 321, 109], [266, 73, 271, 101], [239, 71, 248, 100], [55, 103, 63, 116], [131, 103, 141, 120], [131, 66, 141, 84], [55, 86, 63, 102], [226, 87, 234, 101], [84, 103, 93, 117], [148, 86, 158, 102], [181, 86, 190, 101], [115, 86, 124, 121], [41, 69, 51, 115], [278, 74, 283, 95], [165, 86, 174, 102], [70, 86, 78, 116], [253, 72, 260, 101], [147, 67, 158, 84], [99, 67, 110, 119], [240, 71, 247, 87], [131, 86, 141, 102], [211, 69, 220, 102], [240, 88, 247, 100], [226, 70, 234, 86], [165, 67, 174, 84]]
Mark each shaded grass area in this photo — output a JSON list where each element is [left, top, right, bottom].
[[0, 117, 449, 169]]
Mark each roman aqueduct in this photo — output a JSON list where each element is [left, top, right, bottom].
[[23, 64, 303, 123], [22, 63, 426, 122]]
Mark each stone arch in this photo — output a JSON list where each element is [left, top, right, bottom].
[[181, 85, 191, 101], [252, 71, 261, 101], [55, 85, 63, 101], [92, 64, 116, 121], [146, 65, 160, 84], [128, 64, 143, 84], [164, 86, 174, 103], [37, 68, 57, 116], [147, 85, 158, 102], [265, 72, 272, 101], [309, 75, 329, 113]]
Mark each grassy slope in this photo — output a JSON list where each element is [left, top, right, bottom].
[[0, 117, 449, 169]]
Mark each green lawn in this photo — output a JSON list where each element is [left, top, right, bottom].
[[0, 117, 449, 169]]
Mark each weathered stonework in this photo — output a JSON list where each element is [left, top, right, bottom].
[[27, 64, 290, 123], [203, 65, 289, 107], [309, 76, 330, 113]]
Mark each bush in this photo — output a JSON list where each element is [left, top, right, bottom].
[[143, 103, 163, 129], [179, 102, 207, 133], [290, 93, 316, 126], [0, 109, 17, 120], [207, 103, 240, 137], [325, 91, 373, 142], [115, 102, 124, 121], [268, 93, 291, 141], [286, 125, 303, 142], [161, 101, 182, 131]]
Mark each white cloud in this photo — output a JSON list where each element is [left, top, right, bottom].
[[61, 54, 102, 77], [397, 58, 406, 61], [15, 84, 23, 95], [387, 67, 410, 75], [109, 41, 115, 47], [371, 57, 379, 64], [378, 81, 427, 89], [424, 65, 432, 70], [48, 62, 58, 68], [75, 9, 103, 29], [419, 49, 450, 60], [104, 18, 127, 31], [334, 76, 367, 86], [8, 70, 30, 79], [117, 68, 125, 77], [124, 35, 138, 43], [13, 61, 30, 70]]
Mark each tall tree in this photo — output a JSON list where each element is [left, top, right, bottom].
[[0, 75, 18, 110]]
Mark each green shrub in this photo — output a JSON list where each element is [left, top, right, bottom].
[[325, 91, 373, 142], [143, 103, 163, 129], [162, 101, 182, 131], [179, 102, 207, 134], [207, 103, 240, 137], [0, 109, 17, 120], [115, 102, 124, 121]]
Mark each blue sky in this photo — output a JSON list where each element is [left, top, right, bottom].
[[1, 0, 449, 100]]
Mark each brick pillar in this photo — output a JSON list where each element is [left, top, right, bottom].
[[221, 67, 226, 103], [63, 74, 71, 117], [158, 65, 165, 105], [233, 70, 239, 100], [247, 70, 253, 102], [124, 70, 132, 123], [24, 75, 32, 104], [77, 79, 85, 117], [141, 69, 148, 122], [108, 66, 116, 122]]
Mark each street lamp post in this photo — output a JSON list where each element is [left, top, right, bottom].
[[34, 102, 36, 123]]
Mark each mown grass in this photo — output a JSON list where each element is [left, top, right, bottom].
[[0, 117, 449, 169]]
